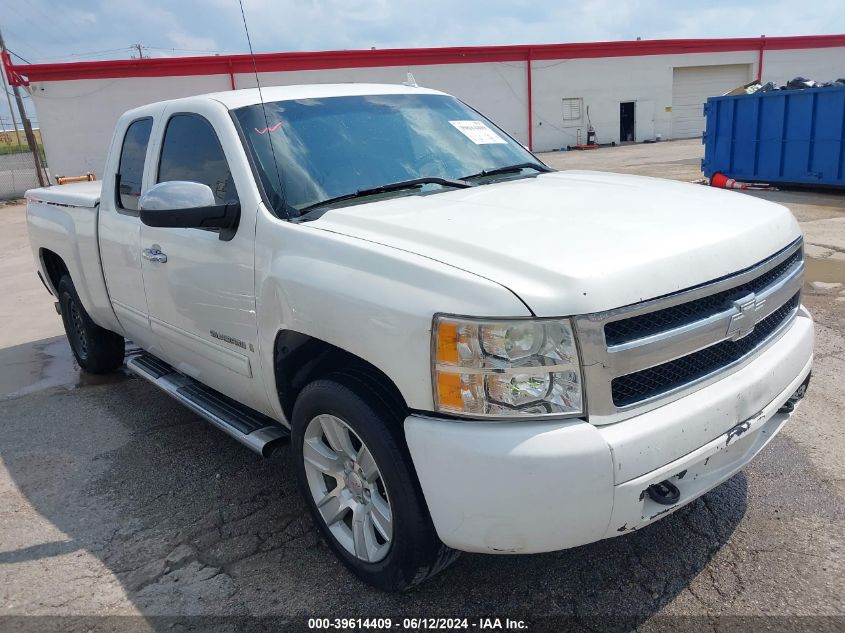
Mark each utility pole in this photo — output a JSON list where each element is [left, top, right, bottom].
[[0, 27, 47, 186], [132, 43, 145, 59], [0, 45, 21, 150]]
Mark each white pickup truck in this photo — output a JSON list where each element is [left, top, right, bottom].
[[26, 83, 813, 591]]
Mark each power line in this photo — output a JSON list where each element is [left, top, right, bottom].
[[7, 49, 30, 64], [142, 46, 234, 54], [22, 47, 136, 62]]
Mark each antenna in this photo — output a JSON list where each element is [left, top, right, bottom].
[[403, 72, 418, 88], [237, 0, 289, 217]]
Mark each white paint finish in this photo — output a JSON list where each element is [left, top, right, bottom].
[[253, 207, 531, 418], [206, 82, 444, 109], [138, 97, 268, 412], [96, 104, 165, 352], [24, 195, 121, 333], [26, 181, 100, 207], [149, 317, 251, 378], [600, 313, 813, 483], [671, 64, 751, 139], [604, 352, 811, 537], [404, 313, 812, 554], [99, 210, 152, 350], [312, 170, 801, 316], [111, 300, 149, 334], [404, 414, 614, 553]]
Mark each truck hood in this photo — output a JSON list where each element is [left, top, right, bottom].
[[310, 171, 802, 316]]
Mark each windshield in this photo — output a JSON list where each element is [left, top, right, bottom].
[[233, 93, 545, 217]]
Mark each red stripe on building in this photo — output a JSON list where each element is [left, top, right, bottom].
[[4, 34, 845, 86]]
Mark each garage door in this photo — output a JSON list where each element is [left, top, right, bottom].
[[672, 64, 751, 139]]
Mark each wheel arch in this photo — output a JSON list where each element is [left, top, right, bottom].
[[273, 329, 408, 423], [39, 247, 69, 295]]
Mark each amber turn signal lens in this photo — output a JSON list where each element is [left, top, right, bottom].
[[435, 371, 463, 410], [436, 321, 460, 364]]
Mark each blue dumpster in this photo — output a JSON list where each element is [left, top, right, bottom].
[[702, 85, 845, 188]]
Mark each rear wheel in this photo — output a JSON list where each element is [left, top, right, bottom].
[[57, 275, 125, 373], [291, 371, 459, 591]]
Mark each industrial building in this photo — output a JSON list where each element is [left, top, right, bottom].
[[3, 34, 845, 179]]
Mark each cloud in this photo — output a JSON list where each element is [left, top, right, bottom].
[[166, 30, 220, 53], [67, 9, 98, 27]]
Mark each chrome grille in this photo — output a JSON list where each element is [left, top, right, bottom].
[[573, 238, 804, 425], [604, 248, 803, 346], [611, 293, 799, 407]]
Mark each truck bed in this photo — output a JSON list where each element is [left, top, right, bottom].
[[25, 180, 121, 334]]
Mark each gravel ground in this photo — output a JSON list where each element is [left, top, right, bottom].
[[1, 140, 843, 632]]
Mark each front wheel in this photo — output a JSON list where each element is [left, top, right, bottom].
[[291, 371, 459, 591], [57, 275, 125, 374]]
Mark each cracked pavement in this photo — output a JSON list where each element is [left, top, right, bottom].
[[1, 142, 844, 630]]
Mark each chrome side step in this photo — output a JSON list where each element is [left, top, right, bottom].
[[126, 352, 288, 457]]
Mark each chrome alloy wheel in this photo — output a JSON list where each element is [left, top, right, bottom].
[[302, 414, 393, 563]]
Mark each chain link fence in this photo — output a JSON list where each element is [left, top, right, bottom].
[[0, 130, 47, 200]]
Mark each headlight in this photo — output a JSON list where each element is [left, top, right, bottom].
[[432, 315, 584, 419]]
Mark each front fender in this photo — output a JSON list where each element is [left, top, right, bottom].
[[254, 211, 530, 422]]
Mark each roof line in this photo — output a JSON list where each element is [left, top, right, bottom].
[[4, 34, 845, 86]]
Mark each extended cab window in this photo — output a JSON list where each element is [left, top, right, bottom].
[[157, 114, 237, 205], [116, 118, 152, 211]]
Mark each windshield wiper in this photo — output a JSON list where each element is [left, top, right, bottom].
[[461, 162, 553, 181], [297, 177, 472, 217]]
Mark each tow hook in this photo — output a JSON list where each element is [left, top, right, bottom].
[[778, 372, 811, 414], [646, 479, 681, 506]]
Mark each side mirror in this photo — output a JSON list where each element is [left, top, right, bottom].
[[139, 181, 240, 238]]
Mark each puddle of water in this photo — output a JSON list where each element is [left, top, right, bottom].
[[805, 257, 845, 284], [0, 337, 132, 400]]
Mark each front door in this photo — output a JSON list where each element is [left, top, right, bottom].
[[139, 103, 264, 411]]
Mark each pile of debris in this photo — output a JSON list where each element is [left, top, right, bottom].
[[725, 76, 845, 96]]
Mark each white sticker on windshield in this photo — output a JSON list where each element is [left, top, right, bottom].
[[449, 120, 507, 144]]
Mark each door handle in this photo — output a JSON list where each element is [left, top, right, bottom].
[[142, 247, 168, 264]]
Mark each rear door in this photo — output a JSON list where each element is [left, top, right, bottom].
[[99, 109, 160, 352], [139, 100, 266, 411]]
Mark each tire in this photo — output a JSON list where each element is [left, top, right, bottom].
[[291, 370, 459, 591], [57, 275, 125, 374]]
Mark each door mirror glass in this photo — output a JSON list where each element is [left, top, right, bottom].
[[139, 181, 240, 239]]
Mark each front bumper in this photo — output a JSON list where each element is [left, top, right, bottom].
[[404, 309, 814, 554]]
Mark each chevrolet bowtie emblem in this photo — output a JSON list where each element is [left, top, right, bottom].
[[726, 293, 764, 341]]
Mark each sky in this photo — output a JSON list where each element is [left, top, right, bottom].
[[1, 0, 844, 127]]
